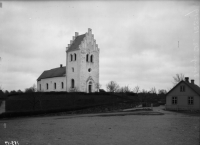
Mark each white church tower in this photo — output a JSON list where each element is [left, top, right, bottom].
[[66, 28, 100, 93]]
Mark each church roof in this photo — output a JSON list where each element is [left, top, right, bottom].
[[37, 66, 66, 81], [67, 34, 86, 52]]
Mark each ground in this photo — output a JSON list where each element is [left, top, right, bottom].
[[0, 106, 199, 145]]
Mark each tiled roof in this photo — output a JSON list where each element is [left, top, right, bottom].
[[37, 66, 66, 81], [185, 81, 200, 95], [166, 80, 200, 96], [67, 34, 86, 52]]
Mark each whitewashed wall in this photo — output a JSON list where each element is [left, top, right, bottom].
[[37, 77, 66, 92], [66, 28, 99, 92]]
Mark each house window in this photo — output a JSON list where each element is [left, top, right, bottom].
[[71, 79, 75, 88], [70, 54, 73, 61], [172, 96, 177, 104], [72, 67, 74, 72], [180, 85, 185, 92], [40, 84, 41, 90], [90, 55, 93, 63], [74, 53, 76, 61], [61, 82, 64, 89], [54, 83, 56, 89], [86, 54, 89, 62], [46, 83, 48, 90], [188, 96, 194, 105]]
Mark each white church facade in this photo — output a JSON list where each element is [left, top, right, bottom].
[[37, 28, 100, 93]]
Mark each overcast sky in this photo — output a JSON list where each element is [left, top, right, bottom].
[[0, 1, 199, 92]]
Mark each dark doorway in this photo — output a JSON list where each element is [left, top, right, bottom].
[[89, 85, 92, 93], [88, 82, 92, 93]]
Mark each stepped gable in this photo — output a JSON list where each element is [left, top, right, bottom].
[[67, 34, 86, 52]]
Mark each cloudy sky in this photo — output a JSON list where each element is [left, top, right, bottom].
[[0, 1, 199, 92]]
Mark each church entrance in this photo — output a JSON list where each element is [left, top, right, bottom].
[[88, 82, 92, 93]]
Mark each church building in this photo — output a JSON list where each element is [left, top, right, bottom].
[[37, 28, 100, 93]]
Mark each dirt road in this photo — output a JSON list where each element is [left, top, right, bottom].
[[0, 106, 199, 145]]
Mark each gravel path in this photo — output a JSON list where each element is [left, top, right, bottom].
[[0, 106, 199, 145]]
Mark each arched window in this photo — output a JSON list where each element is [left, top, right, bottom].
[[70, 54, 73, 61], [71, 79, 75, 88], [46, 83, 48, 90], [61, 82, 64, 89], [74, 53, 76, 61], [54, 83, 56, 89], [90, 55, 93, 63], [86, 54, 89, 62]]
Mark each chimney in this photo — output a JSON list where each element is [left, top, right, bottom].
[[88, 28, 92, 33], [185, 77, 189, 82], [60, 64, 62, 68], [75, 32, 79, 37], [191, 80, 194, 84]]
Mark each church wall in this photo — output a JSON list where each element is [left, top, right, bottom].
[[37, 77, 66, 92], [66, 50, 80, 91], [79, 30, 99, 92]]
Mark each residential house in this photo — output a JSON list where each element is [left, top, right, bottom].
[[166, 77, 200, 110]]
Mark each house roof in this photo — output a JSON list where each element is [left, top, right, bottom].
[[37, 66, 66, 81], [67, 34, 86, 52], [166, 80, 200, 96]]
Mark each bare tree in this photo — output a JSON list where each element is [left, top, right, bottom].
[[17, 90, 23, 93], [133, 86, 140, 94], [142, 89, 148, 93], [118, 85, 131, 93], [150, 87, 156, 94], [25, 84, 36, 93], [158, 89, 167, 94], [106, 81, 120, 92], [173, 73, 185, 85]]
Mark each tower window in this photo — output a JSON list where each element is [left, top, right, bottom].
[[70, 54, 73, 61], [90, 55, 93, 63], [54, 83, 56, 89], [61, 82, 64, 89], [74, 53, 76, 61], [72, 67, 74, 72], [71, 79, 75, 88], [88, 68, 91, 72], [46, 83, 48, 90], [86, 54, 89, 62]]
